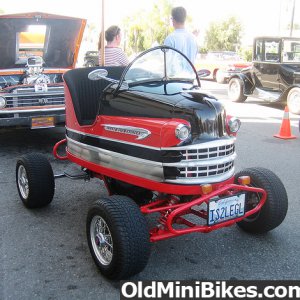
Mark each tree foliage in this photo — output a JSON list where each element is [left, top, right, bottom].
[[204, 17, 243, 52], [123, 0, 173, 55]]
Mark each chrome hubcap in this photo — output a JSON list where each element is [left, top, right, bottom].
[[288, 91, 300, 113], [229, 80, 239, 99], [90, 216, 113, 265], [17, 165, 29, 199]]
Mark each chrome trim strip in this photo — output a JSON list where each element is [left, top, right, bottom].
[[0, 107, 65, 114], [5, 92, 64, 97], [0, 68, 69, 73], [162, 138, 235, 151], [67, 137, 164, 182]]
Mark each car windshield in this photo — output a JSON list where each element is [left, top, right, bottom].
[[282, 39, 300, 62], [122, 46, 197, 85]]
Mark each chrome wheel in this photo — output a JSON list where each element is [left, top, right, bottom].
[[228, 78, 240, 99], [90, 216, 113, 266], [17, 165, 29, 199], [287, 88, 300, 115], [228, 78, 247, 102]]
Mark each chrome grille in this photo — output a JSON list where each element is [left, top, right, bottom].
[[181, 143, 235, 161], [178, 161, 234, 178], [163, 139, 236, 184], [4, 86, 65, 108]]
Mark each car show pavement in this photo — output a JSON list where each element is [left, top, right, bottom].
[[1, 81, 300, 300]]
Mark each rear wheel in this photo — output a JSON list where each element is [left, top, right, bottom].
[[16, 153, 54, 208], [235, 167, 288, 233], [287, 87, 300, 115], [86, 195, 150, 280], [228, 78, 247, 102]]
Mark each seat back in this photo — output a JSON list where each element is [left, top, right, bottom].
[[63, 66, 125, 126]]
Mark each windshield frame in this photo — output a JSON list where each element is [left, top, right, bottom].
[[115, 45, 200, 92]]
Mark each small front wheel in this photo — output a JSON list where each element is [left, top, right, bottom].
[[228, 78, 247, 102], [16, 153, 55, 208], [86, 195, 150, 280], [235, 167, 288, 233]]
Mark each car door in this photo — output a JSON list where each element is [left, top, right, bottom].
[[252, 38, 281, 91]]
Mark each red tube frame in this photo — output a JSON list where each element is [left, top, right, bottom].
[[141, 184, 267, 242], [54, 139, 268, 243]]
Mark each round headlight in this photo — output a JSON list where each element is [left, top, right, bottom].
[[0, 96, 6, 108], [228, 117, 241, 133], [175, 124, 191, 141]]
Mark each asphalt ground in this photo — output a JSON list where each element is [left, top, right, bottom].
[[1, 81, 300, 299]]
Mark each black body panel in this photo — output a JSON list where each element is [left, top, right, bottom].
[[101, 82, 226, 141]]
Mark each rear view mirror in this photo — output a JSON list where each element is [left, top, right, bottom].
[[88, 69, 108, 81], [88, 69, 128, 90], [197, 69, 211, 78]]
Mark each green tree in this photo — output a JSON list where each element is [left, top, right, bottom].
[[123, 0, 173, 55], [204, 17, 243, 52], [238, 47, 253, 62]]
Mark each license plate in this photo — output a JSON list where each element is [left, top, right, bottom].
[[208, 193, 245, 226], [31, 116, 55, 129]]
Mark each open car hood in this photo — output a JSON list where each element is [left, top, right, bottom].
[[0, 12, 86, 69]]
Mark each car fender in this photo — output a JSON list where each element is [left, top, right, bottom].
[[280, 84, 300, 101], [229, 73, 254, 95]]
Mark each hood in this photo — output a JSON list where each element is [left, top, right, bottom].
[[119, 88, 227, 140], [174, 91, 227, 140], [0, 12, 86, 69]]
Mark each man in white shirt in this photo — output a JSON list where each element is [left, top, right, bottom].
[[164, 7, 198, 64]]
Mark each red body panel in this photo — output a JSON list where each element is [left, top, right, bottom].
[[64, 83, 190, 147]]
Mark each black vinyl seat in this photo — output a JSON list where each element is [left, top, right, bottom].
[[63, 66, 125, 126]]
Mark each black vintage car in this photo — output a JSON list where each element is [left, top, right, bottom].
[[228, 37, 300, 114]]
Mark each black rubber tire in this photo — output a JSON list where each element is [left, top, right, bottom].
[[86, 195, 150, 280], [16, 153, 55, 208], [228, 78, 247, 102], [235, 167, 288, 233]]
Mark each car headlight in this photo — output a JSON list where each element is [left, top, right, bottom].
[[227, 116, 241, 133], [0, 96, 6, 108], [175, 124, 191, 140]]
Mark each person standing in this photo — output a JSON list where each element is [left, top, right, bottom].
[[164, 7, 198, 64], [98, 25, 129, 66]]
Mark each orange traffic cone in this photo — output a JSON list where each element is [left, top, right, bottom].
[[274, 106, 296, 139]]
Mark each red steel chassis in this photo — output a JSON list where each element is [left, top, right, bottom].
[[53, 139, 267, 242]]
